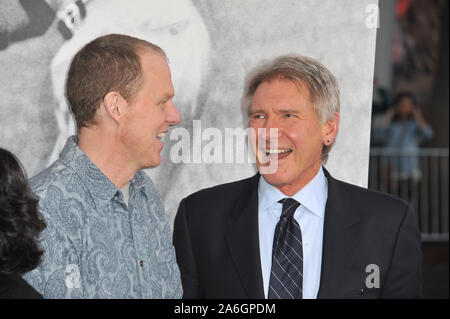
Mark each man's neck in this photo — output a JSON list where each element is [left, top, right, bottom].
[[275, 163, 322, 196], [78, 128, 136, 189]]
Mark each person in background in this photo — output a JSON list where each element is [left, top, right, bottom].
[[372, 77, 393, 115], [370, 77, 393, 147], [0, 148, 46, 299], [379, 92, 434, 182]]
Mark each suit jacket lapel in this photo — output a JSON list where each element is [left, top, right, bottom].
[[317, 168, 361, 298], [225, 174, 265, 299]]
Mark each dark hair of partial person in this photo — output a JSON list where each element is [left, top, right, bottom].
[[393, 91, 417, 107], [0, 148, 46, 275], [242, 55, 340, 164], [392, 91, 417, 122], [66, 33, 168, 129]]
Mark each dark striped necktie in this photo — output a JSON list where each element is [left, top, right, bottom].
[[268, 198, 303, 299]]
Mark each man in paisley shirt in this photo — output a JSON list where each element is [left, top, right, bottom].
[[24, 34, 182, 298]]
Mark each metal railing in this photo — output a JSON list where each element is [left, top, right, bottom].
[[369, 148, 449, 241]]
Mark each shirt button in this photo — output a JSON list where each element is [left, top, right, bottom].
[[139, 260, 144, 267], [115, 191, 120, 197]]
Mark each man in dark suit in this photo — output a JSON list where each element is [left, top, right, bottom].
[[173, 55, 423, 299]]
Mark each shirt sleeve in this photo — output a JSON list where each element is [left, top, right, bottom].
[[416, 123, 434, 142], [23, 187, 85, 299]]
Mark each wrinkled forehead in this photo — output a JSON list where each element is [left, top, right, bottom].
[[251, 77, 313, 105]]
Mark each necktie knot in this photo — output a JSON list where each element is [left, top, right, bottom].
[[278, 198, 300, 219]]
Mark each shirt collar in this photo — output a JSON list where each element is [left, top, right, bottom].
[[258, 166, 328, 218], [59, 136, 146, 203]]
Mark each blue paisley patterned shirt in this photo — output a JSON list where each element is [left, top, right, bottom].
[[24, 136, 182, 298]]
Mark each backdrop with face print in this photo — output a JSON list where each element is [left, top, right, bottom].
[[0, 0, 378, 222]]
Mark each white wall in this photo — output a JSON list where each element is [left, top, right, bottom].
[[0, 0, 378, 222]]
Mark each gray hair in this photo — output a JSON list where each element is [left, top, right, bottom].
[[241, 55, 340, 163]]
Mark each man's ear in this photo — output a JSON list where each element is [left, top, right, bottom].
[[102, 91, 125, 124], [321, 112, 340, 146]]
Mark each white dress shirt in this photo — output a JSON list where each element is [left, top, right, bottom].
[[258, 166, 328, 299]]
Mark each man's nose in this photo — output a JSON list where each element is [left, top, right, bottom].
[[166, 101, 181, 125], [261, 117, 282, 143]]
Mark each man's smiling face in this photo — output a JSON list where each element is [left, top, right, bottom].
[[119, 50, 181, 170], [249, 78, 328, 195]]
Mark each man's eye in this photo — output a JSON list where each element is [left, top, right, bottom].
[[252, 114, 265, 119], [284, 113, 294, 118]]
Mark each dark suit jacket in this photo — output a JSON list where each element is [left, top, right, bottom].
[[173, 169, 423, 298]]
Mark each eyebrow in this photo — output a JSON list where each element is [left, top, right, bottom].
[[276, 108, 300, 114], [159, 92, 175, 101], [249, 108, 264, 115], [249, 106, 301, 115]]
